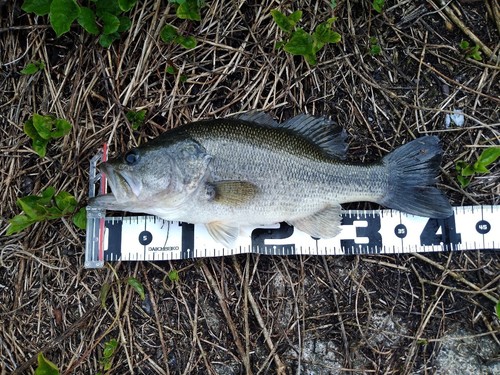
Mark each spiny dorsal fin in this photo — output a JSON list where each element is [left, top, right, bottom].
[[212, 181, 258, 205], [233, 111, 279, 127], [281, 114, 348, 159]]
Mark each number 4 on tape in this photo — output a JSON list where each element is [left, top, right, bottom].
[[85, 205, 498, 267]]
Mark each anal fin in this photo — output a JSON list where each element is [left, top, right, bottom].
[[288, 205, 342, 239]]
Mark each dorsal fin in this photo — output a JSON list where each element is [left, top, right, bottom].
[[280, 114, 348, 159], [233, 111, 279, 127]]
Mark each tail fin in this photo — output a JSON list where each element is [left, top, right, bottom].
[[380, 136, 453, 218]]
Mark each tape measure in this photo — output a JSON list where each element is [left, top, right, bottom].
[[85, 147, 499, 269]]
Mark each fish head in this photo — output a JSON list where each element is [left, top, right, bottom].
[[89, 137, 212, 212]]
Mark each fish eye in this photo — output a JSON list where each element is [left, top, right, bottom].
[[124, 149, 140, 165]]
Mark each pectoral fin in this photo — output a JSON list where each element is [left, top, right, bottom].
[[288, 206, 342, 239], [212, 181, 258, 205], [206, 221, 239, 247]]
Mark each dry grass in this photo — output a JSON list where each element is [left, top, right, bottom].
[[1, 0, 499, 374]]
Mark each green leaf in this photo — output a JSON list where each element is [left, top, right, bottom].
[[372, 0, 385, 13], [103, 361, 112, 371], [53, 118, 72, 137], [288, 10, 302, 25], [103, 339, 118, 359], [17, 197, 49, 219], [49, 0, 80, 37], [175, 35, 197, 49], [370, 44, 381, 56], [40, 116, 68, 138], [303, 53, 318, 66], [40, 186, 55, 201], [166, 65, 177, 74], [459, 40, 469, 50], [23, 119, 38, 139], [313, 22, 341, 52], [470, 50, 482, 61], [77, 7, 99, 35], [96, 0, 121, 17], [45, 206, 64, 219], [168, 269, 179, 282], [473, 164, 490, 174], [8, 187, 81, 234], [496, 300, 500, 320], [101, 12, 120, 35], [275, 41, 285, 50], [161, 23, 197, 48], [127, 277, 145, 300], [24, 115, 70, 149], [117, 16, 132, 33], [17, 194, 42, 208], [176, 0, 201, 21], [35, 353, 60, 375], [72, 207, 87, 229], [270, 9, 302, 33], [118, 0, 137, 12], [165, 65, 186, 82], [99, 32, 120, 47], [101, 338, 118, 371], [126, 109, 147, 130], [370, 37, 382, 56], [20, 61, 45, 75], [476, 147, 500, 168], [55, 191, 77, 213], [460, 164, 476, 177], [6, 214, 36, 235], [457, 175, 470, 188], [455, 160, 467, 172], [160, 24, 178, 43], [32, 137, 50, 157], [330, 0, 337, 9], [284, 28, 314, 57], [417, 338, 428, 345], [22, 0, 52, 16], [326, 17, 337, 25], [100, 283, 111, 308], [32, 113, 54, 140]]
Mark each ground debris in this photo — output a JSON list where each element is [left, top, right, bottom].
[[1, 0, 499, 373]]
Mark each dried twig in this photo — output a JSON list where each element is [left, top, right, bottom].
[[433, 0, 495, 60]]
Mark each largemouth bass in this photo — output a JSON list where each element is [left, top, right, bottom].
[[89, 112, 453, 246]]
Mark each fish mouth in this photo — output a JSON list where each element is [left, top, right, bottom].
[[99, 163, 143, 201]]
